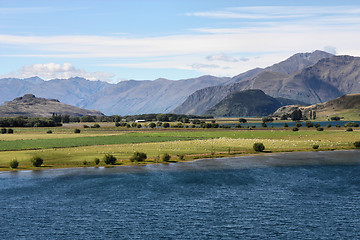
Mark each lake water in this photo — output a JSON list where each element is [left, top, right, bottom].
[[1, 150, 360, 239]]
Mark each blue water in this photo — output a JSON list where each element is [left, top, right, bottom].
[[226, 120, 360, 128], [1, 151, 360, 239]]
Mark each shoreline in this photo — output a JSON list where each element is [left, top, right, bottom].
[[1, 148, 359, 174]]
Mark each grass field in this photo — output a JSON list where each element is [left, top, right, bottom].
[[0, 125, 359, 171]]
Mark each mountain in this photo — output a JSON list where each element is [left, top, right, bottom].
[[273, 93, 360, 120], [0, 75, 230, 116], [0, 94, 104, 117], [205, 89, 306, 117], [172, 51, 360, 115], [79, 75, 230, 115]]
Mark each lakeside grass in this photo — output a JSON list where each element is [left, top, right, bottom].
[[0, 125, 359, 171]]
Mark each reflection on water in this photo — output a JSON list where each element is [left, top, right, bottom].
[[1, 150, 360, 239]]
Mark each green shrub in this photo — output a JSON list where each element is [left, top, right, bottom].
[[94, 158, 100, 165], [354, 141, 360, 148], [74, 129, 81, 133], [47, 130, 53, 134], [103, 154, 117, 165], [295, 122, 302, 128], [312, 144, 319, 150], [253, 143, 265, 152], [305, 121, 313, 128], [83, 125, 89, 128], [10, 159, 19, 169], [317, 127, 324, 131], [115, 122, 120, 127], [1, 128, 6, 134], [149, 122, 156, 128], [163, 123, 170, 128], [160, 153, 171, 162], [314, 123, 321, 128], [92, 124, 100, 128], [31, 156, 43, 167], [326, 124, 332, 128], [7, 129, 14, 134], [178, 154, 184, 160], [283, 123, 288, 128], [346, 127, 353, 132], [345, 122, 359, 127], [130, 151, 147, 162], [83, 160, 88, 166], [292, 127, 299, 131]]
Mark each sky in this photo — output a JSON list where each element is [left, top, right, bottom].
[[1, 0, 360, 83]]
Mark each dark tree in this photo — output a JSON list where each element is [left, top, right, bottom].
[[130, 152, 147, 162], [31, 156, 43, 167], [253, 143, 265, 152], [291, 109, 302, 121], [103, 154, 117, 165]]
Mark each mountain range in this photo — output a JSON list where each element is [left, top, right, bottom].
[[1, 50, 360, 116]]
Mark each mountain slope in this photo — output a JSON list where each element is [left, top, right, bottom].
[[273, 93, 360, 120], [78, 75, 230, 115], [0, 94, 104, 117], [173, 52, 360, 115]]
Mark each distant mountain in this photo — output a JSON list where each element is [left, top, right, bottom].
[[205, 89, 306, 117], [79, 75, 230, 115], [273, 93, 360, 120], [0, 94, 104, 117], [173, 51, 360, 115], [0, 75, 230, 116]]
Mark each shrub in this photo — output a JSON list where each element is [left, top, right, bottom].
[[326, 124, 332, 128], [7, 129, 14, 134], [130, 151, 147, 162], [163, 123, 170, 128], [178, 154, 184, 160], [92, 124, 100, 128], [1, 128, 6, 134], [314, 123, 321, 128], [31, 156, 43, 167], [346, 127, 353, 132], [103, 154, 117, 165], [312, 145, 319, 150], [74, 129, 81, 133], [261, 123, 267, 128], [10, 159, 19, 169], [305, 121, 313, 128], [160, 153, 171, 162], [149, 122, 156, 128], [345, 122, 359, 127], [83, 160, 88, 166], [295, 122, 302, 128], [317, 127, 324, 131], [115, 122, 120, 127], [47, 130, 53, 134], [292, 127, 299, 131], [253, 143, 265, 152], [94, 158, 100, 165], [283, 123, 288, 128], [353, 141, 360, 148], [83, 124, 89, 128]]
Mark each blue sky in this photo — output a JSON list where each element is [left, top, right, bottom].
[[1, 0, 360, 82]]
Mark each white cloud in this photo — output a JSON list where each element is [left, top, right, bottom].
[[190, 63, 220, 70], [206, 53, 249, 62], [1, 63, 115, 82]]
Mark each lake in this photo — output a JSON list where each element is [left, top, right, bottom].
[[1, 150, 360, 239]]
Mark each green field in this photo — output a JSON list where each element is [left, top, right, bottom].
[[0, 125, 359, 171]]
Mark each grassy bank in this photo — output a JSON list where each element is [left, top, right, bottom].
[[0, 126, 359, 171]]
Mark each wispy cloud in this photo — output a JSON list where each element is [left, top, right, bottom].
[[0, 63, 115, 82]]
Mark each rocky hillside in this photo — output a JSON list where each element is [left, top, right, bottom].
[[273, 93, 360, 120], [173, 52, 360, 115], [0, 94, 104, 117]]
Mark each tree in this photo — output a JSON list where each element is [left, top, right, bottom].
[[253, 143, 265, 152], [31, 156, 43, 167], [160, 153, 171, 162], [62, 115, 70, 123], [10, 159, 19, 169], [262, 117, 273, 123], [103, 154, 117, 165], [354, 141, 360, 148], [239, 118, 247, 123], [94, 158, 100, 165], [74, 129, 81, 133], [130, 151, 147, 162], [291, 109, 302, 121], [163, 122, 170, 128], [305, 121, 313, 128], [149, 122, 156, 128]]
